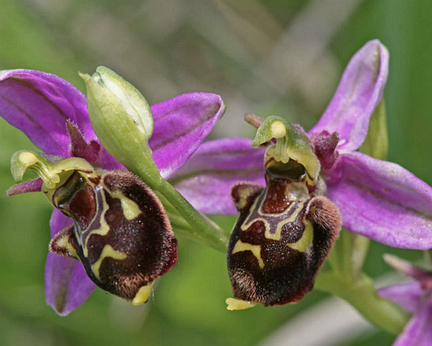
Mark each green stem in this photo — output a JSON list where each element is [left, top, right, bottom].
[[155, 191, 225, 250], [124, 151, 228, 253], [155, 180, 228, 252], [319, 228, 409, 335], [320, 97, 401, 334], [315, 271, 409, 335]]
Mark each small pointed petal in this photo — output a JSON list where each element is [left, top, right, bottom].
[[309, 40, 388, 151], [326, 151, 432, 249], [66, 121, 123, 170], [244, 113, 264, 129], [383, 254, 432, 282], [0, 69, 94, 156], [310, 131, 339, 170], [45, 209, 96, 315], [67, 121, 101, 163], [7, 178, 42, 196], [149, 93, 226, 179], [378, 281, 423, 313], [392, 296, 432, 346], [172, 138, 266, 215]]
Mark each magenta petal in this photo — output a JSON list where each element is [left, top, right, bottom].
[[172, 138, 266, 215], [66, 120, 123, 170], [309, 40, 388, 151], [45, 209, 96, 315], [7, 178, 42, 196], [378, 281, 423, 314], [392, 295, 432, 346], [383, 254, 432, 283], [326, 151, 432, 249], [0, 69, 94, 156], [149, 93, 225, 179]]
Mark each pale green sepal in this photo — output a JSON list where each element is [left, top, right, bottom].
[[252, 115, 320, 183], [359, 99, 388, 160], [80, 67, 161, 187]]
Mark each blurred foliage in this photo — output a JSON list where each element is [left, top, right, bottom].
[[1, 0, 432, 345]]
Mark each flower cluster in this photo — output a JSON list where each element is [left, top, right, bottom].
[[2, 40, 432, 346]]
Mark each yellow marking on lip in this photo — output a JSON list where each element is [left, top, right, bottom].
[[132, 282, 155, 305], [226, 297, 257, 310], [55, 233, 78, 258], [82, 188, 110, 257], [240, 189, 306, 241], [240, 192, 270, 232], [264, 202, 305, 241], [287, 220, 313, 252], [91, 244, 127, 280], [235, 185, 261, 210], [110, 189, 141, 220], [232, 240, 264, 269]]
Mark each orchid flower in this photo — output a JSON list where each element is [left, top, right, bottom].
[[379, 255, 432, 346], [0, 68, 225, 315], [173, 39, 432, 251]]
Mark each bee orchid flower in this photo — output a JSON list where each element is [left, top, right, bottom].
[[173, 39, 432, 252], [0, 68, 225, 315]]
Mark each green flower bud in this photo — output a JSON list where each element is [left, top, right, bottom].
[[80, 67, 162, 187]]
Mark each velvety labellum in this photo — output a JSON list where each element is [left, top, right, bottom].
[[227, 164, 341, 308], [50, 170, 178, 304]]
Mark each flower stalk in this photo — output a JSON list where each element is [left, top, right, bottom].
[[153, 181, 228, 252], [315, 270, 409, 335], [315, 98, 411, 335]]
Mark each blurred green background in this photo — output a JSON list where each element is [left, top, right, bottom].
[[0, 0, 431, 345]]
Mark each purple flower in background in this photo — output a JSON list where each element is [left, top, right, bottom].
[[379, 255, 432, 346], [0, 69, 225, 315], [173, 39, 432, 250]]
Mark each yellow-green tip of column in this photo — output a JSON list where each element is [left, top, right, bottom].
[[225, 297, 257, 311], [270, 121, 287, 139], [132, 282, 155, 306]]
